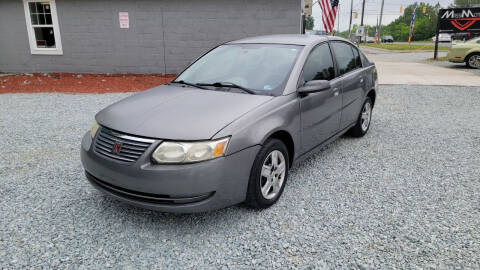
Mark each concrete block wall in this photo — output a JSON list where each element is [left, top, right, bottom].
[[0, 0, 301, 74]]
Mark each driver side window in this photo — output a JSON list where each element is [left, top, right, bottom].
[[302, 43, 335, 84]]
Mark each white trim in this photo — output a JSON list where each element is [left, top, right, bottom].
[[23, 0, 63, 55]]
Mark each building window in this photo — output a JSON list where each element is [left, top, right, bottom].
[[23, 0, 63, 55]]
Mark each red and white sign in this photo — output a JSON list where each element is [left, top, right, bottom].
[[119, 12, 129, 29], [439, 8, 480, 33]]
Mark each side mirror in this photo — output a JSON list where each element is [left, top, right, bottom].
[[298, 80, 331, 95]]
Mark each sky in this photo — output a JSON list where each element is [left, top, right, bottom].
[[311, 0, 455, 32]]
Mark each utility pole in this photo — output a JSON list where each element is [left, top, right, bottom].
[[360, 0, 366, 43], [378, 0, 385, 40], [360, 0, 366, 26], [348, 0, 353, 39]]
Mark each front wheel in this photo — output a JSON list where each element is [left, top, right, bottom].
[[466, 53, 480, 69], [245, 139, 289, 209], [348, 97, 373, 137]]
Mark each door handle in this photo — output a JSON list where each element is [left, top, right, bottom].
[[360, 78, 364, 84]]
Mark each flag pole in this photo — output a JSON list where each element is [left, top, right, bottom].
[[408, 2, 418, 44], [336, 3, 340, 34]]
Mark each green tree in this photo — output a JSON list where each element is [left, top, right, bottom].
[[454, 0, 480, 7], [366, 25, 377, 37], [336, 24, 357, 38], [305, 16, 314, 30], [337, 2, 440, 41], [381, 2, 439, 41]]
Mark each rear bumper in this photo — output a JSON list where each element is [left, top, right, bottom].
[[80, 132, 260, 213], [447, 51, 465, 63], [448, 57, 465, 63]]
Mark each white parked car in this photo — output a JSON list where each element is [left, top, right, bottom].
[[432, 33, 452, 43]]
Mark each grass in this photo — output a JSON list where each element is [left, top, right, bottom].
[[415, 40, 436, 43], [361, 43, 450, 51]]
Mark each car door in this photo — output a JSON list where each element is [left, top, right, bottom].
[[331, 42, 365, 129], [298, 42, 342, 153]]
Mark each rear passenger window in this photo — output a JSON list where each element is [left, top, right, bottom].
[[332, 42, 356, 76], [302, 43, 335, 83], [352, 47, 362, 69]]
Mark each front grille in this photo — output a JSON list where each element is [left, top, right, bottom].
[[93, 127, 155, 164]]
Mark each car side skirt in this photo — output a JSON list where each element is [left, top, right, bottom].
[[292, 121, 356, 167]]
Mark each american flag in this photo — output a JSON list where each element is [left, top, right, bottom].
[[318, 0, 339, 33]]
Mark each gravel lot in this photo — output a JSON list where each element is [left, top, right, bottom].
[[1, 86, 479, 269]]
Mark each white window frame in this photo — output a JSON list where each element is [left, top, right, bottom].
[[23, 0, 63, 55]]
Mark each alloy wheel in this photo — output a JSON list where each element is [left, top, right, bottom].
[[361, 102, 372, 132], [260, 150, 286, 200], [469, 55, 480, 69]]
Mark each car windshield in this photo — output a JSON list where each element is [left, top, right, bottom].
[[174, 44, 303, 95]]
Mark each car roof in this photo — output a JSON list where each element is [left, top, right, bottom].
[[227, 34, 350, 46]]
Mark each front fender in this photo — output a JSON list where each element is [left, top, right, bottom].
[[213, 94, 301, 160]]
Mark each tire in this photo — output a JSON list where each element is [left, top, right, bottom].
[[245, 139, 289, 209], [348, 97, 373, 137], [466, 53, 480, 69]]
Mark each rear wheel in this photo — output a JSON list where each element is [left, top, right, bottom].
[[466, 53, 480, 69], [348, 97, 373, 137], [245, 139, 289, 209]]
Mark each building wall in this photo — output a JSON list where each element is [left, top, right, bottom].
[[0, 0, 301, 74]]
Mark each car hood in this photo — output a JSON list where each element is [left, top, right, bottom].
[[96, 85, 274, 140]]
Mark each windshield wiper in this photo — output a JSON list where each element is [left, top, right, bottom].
[[197, 82, 256, 95], [170, 80, 207, 90]]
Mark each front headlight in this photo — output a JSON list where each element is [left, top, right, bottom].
[[152, 137, 230, 164], [90, 120, 100, 138]]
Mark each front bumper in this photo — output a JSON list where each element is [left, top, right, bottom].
[[80, 132, 260, 213]]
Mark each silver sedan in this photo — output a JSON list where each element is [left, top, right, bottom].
[[81, 35, 378, 213]]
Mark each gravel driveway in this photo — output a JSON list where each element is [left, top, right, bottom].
[[1, 86, 479, 269]]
